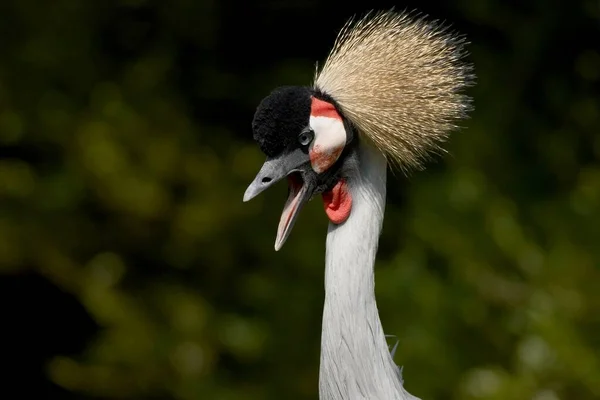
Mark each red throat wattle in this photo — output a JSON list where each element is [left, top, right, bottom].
[[322, 179, 352, 224]]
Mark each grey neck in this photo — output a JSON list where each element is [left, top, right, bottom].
[[318, 142, 418, 400]]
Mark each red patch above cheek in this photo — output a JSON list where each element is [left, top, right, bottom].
[[322, 179, 352, 224], [310, 97, 342, 120], [309, 145, 344, 174]]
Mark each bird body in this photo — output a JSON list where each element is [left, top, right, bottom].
[[244, 9, 473, 399]]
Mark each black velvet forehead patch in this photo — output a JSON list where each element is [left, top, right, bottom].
[[252, 86, 312, 158]]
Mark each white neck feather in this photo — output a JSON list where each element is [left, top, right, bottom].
[[319, 142, 419, 400]]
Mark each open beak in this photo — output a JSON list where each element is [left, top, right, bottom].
[[243, 151, 315, 251]]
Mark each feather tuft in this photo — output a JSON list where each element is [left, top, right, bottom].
[[314, 10, 475, 172]]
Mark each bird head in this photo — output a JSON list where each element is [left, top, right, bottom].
[[243, 11, 474, 251], [243, 86, 357, 251]]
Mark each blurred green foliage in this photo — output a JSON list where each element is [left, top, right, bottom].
[[1, 0, 599, 399]]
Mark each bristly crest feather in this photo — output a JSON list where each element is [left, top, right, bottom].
[[314, 10, 474, 172]]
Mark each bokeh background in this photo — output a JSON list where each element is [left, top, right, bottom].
[[1, 0, 599, 399]]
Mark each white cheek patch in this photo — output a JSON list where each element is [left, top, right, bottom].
[[309, 115, 347, 174]]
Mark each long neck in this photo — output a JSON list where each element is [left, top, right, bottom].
[[319, 142, 418, 400]]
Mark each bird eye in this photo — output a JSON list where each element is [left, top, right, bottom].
[[298, 129, 314, 146]]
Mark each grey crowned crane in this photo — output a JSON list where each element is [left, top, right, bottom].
[[243, 10, 474, 400]]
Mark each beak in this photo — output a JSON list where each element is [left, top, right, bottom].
[[243, 150, 316, 251]]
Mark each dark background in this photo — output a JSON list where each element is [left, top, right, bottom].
[[1, 0, 599, 399]]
